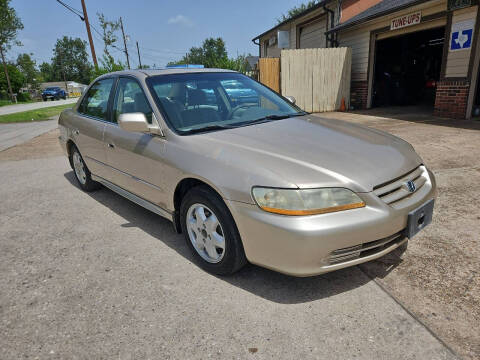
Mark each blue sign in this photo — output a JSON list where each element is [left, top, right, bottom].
[[166, 64, 205, 69], [450, 20, 475, 51], [451, 29, 473, 50]]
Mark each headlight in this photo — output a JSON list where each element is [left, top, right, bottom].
[[252, 187, 365, 216]]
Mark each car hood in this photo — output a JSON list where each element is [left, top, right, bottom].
[[196, 115, 422, 192]]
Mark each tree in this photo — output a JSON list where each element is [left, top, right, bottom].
[[168, 37, 249, 72], [92, 13, 124, 80], [16, 53, 38, 88], [0, 62, 24, 97], [97, 13, 122, 67], [169, 37, 228, 68], [277, 1, 319, 24], [90, 56, 125, 82], [51, 36, 93, 85], [39, 62, 53, 82], [0, 0, 23, 100]]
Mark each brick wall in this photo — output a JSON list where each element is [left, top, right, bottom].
[[433, 80, 470, 119], [351, 80, 368, 109]]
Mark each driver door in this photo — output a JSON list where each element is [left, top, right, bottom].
[[103, 77, 169, 208]]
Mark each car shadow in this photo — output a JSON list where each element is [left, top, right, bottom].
[[359, 244, 406, 280], [64, 171, 378, 304]]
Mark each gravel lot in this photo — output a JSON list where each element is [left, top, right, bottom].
[[1, 109, 478, 359], [314, 108, 480, 360]]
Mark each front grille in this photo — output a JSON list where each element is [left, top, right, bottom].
[[374, 166, 428, 205], [329, 232, 405, 265]]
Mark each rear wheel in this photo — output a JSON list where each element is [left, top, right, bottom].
[[180, 186, 246, 275], [70, 145, 100, 192]]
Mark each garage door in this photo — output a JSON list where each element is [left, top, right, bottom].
[[299, 19, 327, 49]]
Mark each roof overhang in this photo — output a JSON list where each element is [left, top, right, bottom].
[[326, 0, 432, 34], [252, 0, 332, 41]]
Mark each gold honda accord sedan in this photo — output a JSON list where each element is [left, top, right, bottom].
[[58, 69, 436, 276]]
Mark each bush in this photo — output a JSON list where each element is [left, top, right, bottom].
[[16, 92, 31, 102]]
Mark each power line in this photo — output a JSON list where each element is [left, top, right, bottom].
[[55, 0, 84, 20], [139, 46, 187, 55], [55, 0, 97, 67]]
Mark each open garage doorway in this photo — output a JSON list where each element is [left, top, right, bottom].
[[372, 27, 445, 109], [474, 68, 480, 119]]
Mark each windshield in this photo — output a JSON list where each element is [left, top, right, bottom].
[[146, 72, 304, 135], [45, 87, 59, 91]]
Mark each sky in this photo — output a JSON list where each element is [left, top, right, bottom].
[[9, 0, 307, 68]]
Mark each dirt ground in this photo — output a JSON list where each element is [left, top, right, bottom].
[[314, 107, 480, 360], [0, 109, 478, 359]]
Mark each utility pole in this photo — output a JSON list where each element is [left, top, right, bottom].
[[0, 47, 14, 101], [59, 50, 69, 98], [136, 41, 142, 69], [119, 17, 131, 69], [80, 0, 98, 68]]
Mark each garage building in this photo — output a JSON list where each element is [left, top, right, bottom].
[[253, 0, 480, 119]]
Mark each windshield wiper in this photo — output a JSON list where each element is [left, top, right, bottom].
[[251, 112, 308, 123], [183, 124, 234, 134]]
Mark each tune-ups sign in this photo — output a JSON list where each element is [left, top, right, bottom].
[[390, 11, 422, 30]]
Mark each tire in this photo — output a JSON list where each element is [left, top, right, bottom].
[[180, 186, 247, 275], [70, 145, 101, 192]]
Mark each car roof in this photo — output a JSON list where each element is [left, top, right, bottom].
[[104, 68, 237, 79]]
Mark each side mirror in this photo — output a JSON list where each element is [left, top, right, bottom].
[[118, 113, 150, 133], [285, 96, 296, 105]]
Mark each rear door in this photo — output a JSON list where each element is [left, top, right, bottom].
[[73, 77, 115, 179], [103, 76, 168, 207]]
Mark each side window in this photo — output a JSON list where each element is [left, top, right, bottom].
[[113, 78, 153, 124], [78, 78, 114, 120]]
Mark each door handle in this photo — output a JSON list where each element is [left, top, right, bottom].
[[107, 143, 115, 149]]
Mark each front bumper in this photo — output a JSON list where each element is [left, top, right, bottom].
[[227, 169, 436, 277]]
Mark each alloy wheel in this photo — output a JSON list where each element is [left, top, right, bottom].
[[72, 151, 87, 185], [186, 203, 226, 263]]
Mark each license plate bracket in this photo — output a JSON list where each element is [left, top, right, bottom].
[[405, 199, 434, 239]]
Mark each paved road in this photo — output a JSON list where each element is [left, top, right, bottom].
[[0, 130, 458, 359], [0, 120, 58, 151], [0, 98, 77, 115]]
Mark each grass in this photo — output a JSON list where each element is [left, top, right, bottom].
[[0, 99, 35, 107], [0, 104, 74, 124]]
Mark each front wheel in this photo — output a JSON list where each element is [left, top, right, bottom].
[[70, 145, 101, 192], [180, 186, 247, 275]]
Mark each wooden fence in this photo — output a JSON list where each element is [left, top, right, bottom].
[[258, 58, 280, 93], [280, 48, 352, 113]]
